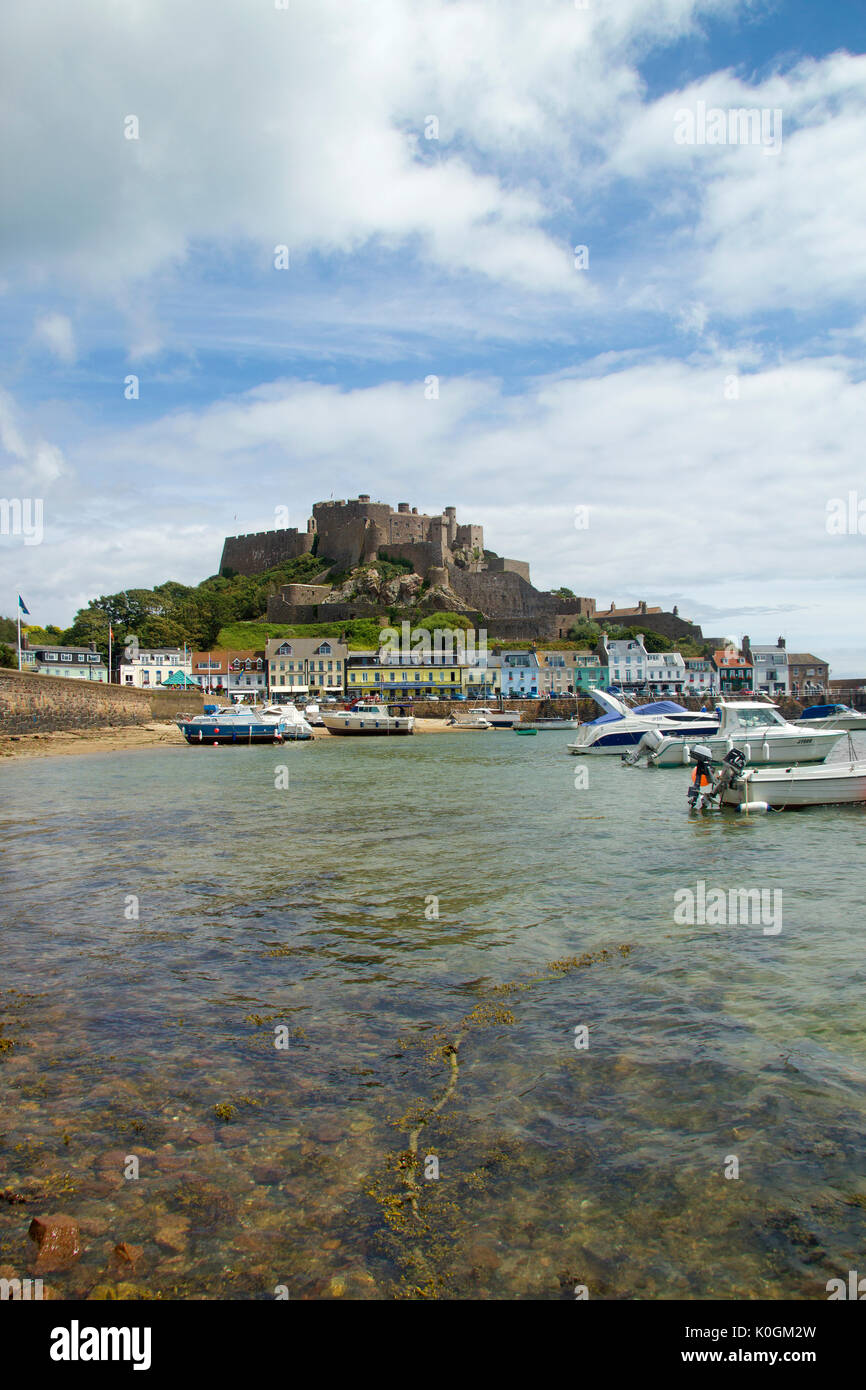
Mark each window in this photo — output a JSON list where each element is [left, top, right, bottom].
[[61, 653, 72, 662]]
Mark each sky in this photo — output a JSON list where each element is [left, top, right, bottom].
[[1, 0, 864, 672]]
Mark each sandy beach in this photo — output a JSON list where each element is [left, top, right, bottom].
[[0, 715, 480, 759]]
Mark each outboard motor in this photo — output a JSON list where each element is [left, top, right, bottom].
[[621, 726, 664, 766], [687, 744, 717, 809]]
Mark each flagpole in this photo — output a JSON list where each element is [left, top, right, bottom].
[[108, 626, 112, 685], [17, 603, 21, 671]]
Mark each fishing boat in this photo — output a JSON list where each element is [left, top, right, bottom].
[[636, 701, 846, 768], [567, 688, 718, 754], [177, 705, 313, 744], [687, 744, 866, 811], [321, 700, 414, 736], [795, 703, 866, 732]]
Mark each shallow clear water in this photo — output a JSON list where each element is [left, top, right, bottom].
[[2, 732, 865, 1299]]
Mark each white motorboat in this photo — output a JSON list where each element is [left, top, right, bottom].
[[567, 688, 718, 755], [303, 702, 325, 727], [687, 744, 866, 810], [321, 701, 414, 736], [795, 703, 866, 732], [448, 713, 493, 729], [643, 700, 846, 767], [470, 706, 523, 729]]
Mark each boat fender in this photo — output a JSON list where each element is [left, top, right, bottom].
[[738, 801, 770, 814]]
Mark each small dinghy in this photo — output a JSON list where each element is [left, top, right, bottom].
[[687, 744, 866, 812]]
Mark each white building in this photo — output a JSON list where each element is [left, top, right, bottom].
[[684, 658, 719, 697], [746, 638, 789, 696], [645, 650, 687, 695], [604, 635, 648, 691], [119, 645, 192, 688]]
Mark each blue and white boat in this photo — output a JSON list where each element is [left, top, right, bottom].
[[567, 687, 719, 755], [795, 703, 866, 732], [177, 705, 313, 744]]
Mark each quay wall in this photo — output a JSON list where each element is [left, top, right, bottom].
[[0, 669, 204, 735]]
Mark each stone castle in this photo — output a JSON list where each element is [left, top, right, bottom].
[[221, 495, 513, 577], [219, 493, 697, 642]]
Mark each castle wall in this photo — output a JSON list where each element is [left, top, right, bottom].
[[376, 541, 435, 573], [597, 611, 701, 641], [446, 567, 556, 618], [220, 528, 313, 576], [484, 556, 531, 582]]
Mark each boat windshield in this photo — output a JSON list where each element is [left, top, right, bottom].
[[728, 708, 787, 729]]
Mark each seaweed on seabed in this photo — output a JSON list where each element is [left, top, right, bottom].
[[363, 944, 634, 1299]]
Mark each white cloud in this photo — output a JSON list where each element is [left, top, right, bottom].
[[0, 0, 737, 301], [33, 312, 77, 363]]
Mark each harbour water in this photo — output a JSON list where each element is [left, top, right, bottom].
[[2, 732, 865, 1299]]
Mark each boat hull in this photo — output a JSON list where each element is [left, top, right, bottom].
[[649, 729, 844, 767], [720, 762, 866, 807], [177, 722, 310, 744], [321, 713, 414, 735], [568, 719, 718, 754], [795, 714, 866, 731]]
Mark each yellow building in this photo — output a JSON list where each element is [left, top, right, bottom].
[[346, 650, 462, 697]]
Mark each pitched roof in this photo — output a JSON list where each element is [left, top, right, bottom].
[[786, 653, 828, 665]]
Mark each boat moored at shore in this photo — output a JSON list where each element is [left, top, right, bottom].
[[321, 701, 414, 735], [178, 705, 313, 744]]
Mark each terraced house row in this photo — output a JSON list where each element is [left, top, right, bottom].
[[34, 631, 834, 700]]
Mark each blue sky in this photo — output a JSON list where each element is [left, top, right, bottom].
[[1, 0, 864, 671]]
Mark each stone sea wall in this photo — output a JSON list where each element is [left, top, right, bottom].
[[0, 669, 204, 735]]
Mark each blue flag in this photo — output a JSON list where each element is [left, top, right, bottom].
[[18, 595, 30, 616]]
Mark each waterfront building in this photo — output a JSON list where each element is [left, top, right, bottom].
[[745, 637, 789, 696], [684, 658, 719, 697], [787, 653, 830, 700], [191, 649, 268, 699], [345, 648, 461, 698], [644, 650, 687, 696], [500, 650, 541, 698], [712, 647, 754, 695], [26, 643, 108, 681], [119, 646, 192, 688], [536, 649, 607, 696], [603, 634, 647, 692], [266, 638, 347, 698], [461, 651, 500, 699]]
